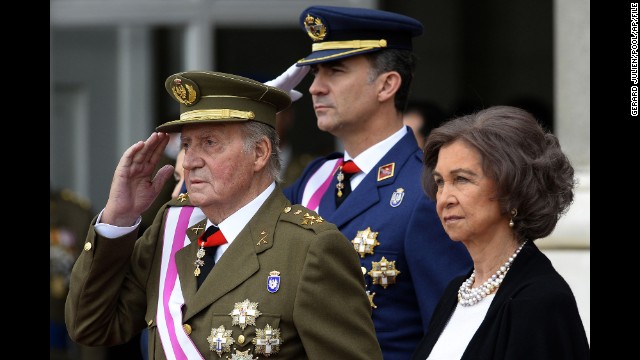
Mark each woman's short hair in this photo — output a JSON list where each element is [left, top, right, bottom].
[[421, 105, 576, 241]]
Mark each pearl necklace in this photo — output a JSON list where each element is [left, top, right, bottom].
[[458, 241, 527, 306]]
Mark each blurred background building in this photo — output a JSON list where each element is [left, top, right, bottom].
[[50, 0, 590, 356]]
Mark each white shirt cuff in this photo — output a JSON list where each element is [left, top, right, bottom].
[[94, 208, 142, 239]]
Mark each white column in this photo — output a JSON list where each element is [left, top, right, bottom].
[[183, 16, 214, 71], [117, 26, 153, 155], [554, 0, 590, 169], [540, 0, 590, 344], [541, 0, 590, 249]]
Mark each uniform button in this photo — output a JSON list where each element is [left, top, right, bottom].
[[84, 242, 92, 251], [183, 324, 192, 335], [147, 319, 153, 327], [237, 335, 245, 345]]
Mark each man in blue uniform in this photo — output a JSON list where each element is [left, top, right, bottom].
[[282, 6, 472, 359]]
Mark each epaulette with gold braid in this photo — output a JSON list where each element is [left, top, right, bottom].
[[280, 204, 334, 233]]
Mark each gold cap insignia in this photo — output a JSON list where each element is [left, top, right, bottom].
[[304, 14, 327, 41], [170, 76, 200, 106], [352, 227, 380, 258], [207, 325, 235, 357], [368, 256, 401, 289], [252, 324, 282, 356], [229, 299, 262, 330]]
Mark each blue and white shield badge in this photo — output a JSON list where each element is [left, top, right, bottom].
[[267, 270, 280, 293], [390, 188, 405, 207]]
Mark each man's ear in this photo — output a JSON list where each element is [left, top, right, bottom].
[[253, 136, 272, 170], [377, 71, 401, 103]]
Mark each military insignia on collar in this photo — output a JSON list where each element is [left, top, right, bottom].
[[351, 227, 380, 258], [390, 188, 405, 207], [368, 256, 401, 289], [252, 324, 282, 357], [170, 76, 200, 106], [207, 325, 235, 357], [256, 230, 268, 246], [229, 349, 257, 360], [267, 270, 280, 293], [377, 163, 395, 181], [177, 192, 189, 202], [304, 13, 327, 41], [230, 299, 262, 330], [191, 224, 205, 235]]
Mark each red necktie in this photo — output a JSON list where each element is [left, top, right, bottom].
[[195, 226, 227, 288], [198, 226, 228, 247], [336, 160, 361, 206]]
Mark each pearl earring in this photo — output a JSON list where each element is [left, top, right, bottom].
[[509, 208, 518, 228]]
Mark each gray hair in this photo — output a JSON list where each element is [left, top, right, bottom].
[[422, 105, 576, 241], [241, 121, 283, 183]]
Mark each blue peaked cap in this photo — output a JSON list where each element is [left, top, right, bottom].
[[296, 5, 423, 66]]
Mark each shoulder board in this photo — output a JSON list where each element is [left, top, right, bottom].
[[279, 204, 333, 234]]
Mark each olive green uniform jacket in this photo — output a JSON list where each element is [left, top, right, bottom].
[[66, 188, 382, 359]]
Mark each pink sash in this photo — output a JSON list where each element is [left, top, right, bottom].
[[301, 158, 342, 211], [155, 206, 206, 360]]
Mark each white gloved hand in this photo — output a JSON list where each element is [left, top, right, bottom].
[[264, 63, 310, 102]]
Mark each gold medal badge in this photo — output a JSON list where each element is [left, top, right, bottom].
[[252, 324, 282, 356], [230, 299, 262, 330], [368, 256, 401, 289], [207, 325, 235, 357], [351, 227, 380, 258]]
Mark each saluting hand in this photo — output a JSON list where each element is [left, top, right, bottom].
[[102, 132, 175, 227]]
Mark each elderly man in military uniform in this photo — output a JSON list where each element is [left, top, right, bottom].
[[65, 71, 383, 359]]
